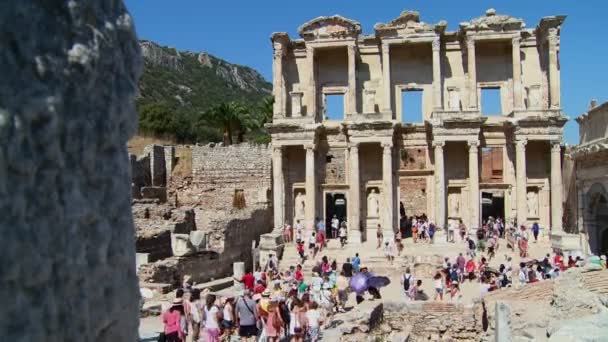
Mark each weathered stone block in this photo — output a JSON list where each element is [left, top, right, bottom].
[[141, 186, 168, 202]]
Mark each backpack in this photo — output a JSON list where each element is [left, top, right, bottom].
[[468, 239, 476, 250], [402, 274, 412, 291]]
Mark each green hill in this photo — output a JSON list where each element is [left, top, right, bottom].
[[137, 40, 272, 143]]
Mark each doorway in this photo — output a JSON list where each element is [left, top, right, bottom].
[[325, 193, 347, 239], [481, 191, 505, 223]]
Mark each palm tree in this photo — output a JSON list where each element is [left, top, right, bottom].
[[206, 102, 235, 145]]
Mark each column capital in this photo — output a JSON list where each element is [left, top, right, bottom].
[[347, 44, 357, 54], [349, 142, 360, 150], [272, 145, 283, 155], [468, 140, 480, 152], [432, 38, 441, 51], [432, 140, 445, 148], [515, 138, 528, 148], [381, 141, 393, 150], [304, 143, 316, 152], [511, 36, 521, 46], [466, 35, 475, 48], [306, 45, 315, 55], [550, 140, 562, 152], [547, 28, 559, 45], [381, 41, 390, 53]]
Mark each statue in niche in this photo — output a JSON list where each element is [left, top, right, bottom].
[[367, 188, 380, 218], [527, 191, 538, 217], [448, 88, 461, 110], [449, 193, 460, 217], [295, 191, 306, 218]]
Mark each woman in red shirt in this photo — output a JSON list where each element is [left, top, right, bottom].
[[465, 259, 476, 282], [163, 298, 185, 342]]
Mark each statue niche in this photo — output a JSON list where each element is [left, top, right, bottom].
[[367, 188, 380, 218], [526, 190, 539, 218], [449, 192, 461, 217], [294, 191, 306, 219]]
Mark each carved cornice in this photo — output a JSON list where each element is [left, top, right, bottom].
[[571, 138, 608, 159], [374, 10, 446, 37], [298, 15, 362, 40], [460, 8, 525, 33]]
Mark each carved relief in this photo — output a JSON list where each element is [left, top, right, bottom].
[[299, 15, 362, 40], [526, 85, 542, 109], [363, 80, 379, 113], [367, 188, 380, 218], [527, 190, 539, 217], [290, 88, 303, 117]]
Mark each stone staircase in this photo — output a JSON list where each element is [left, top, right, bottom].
[[581, 269, 608, 296]]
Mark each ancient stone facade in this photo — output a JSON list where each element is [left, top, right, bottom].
[[570, 101, 608, 255], [269, 9, 568, 243]]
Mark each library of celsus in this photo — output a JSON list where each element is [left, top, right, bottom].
[[268, 9, 569, 245]]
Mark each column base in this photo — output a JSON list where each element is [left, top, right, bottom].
[[347, 230, 362, 245], [550, 231, 582, 256]]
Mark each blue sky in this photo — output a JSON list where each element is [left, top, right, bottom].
[[125, 0, 608, 145]]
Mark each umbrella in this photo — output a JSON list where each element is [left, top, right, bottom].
[[367, 276, 391, 288], [349, 273, 368, 294]]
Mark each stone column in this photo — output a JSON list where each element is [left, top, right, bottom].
[[382, 142, 394, 238], [432, 37, 442, 110], [305, 144, 316, 231], [434, 141, 446, 230], [512, 36, 523, 110], [468, 141, 480, 230], [495, 302, 512, 342], [348, 143, 362, 244], [467, 36, 477, 110], [550, 141, 563, 232], [272, 146, 285, 229], [347, 44, 357, 115], [272, 44, 285, 117], [515, 139, 528, 226], [548, 29, 561, 109], [306, 46, 317, 118], [381, 42, 392, 113]]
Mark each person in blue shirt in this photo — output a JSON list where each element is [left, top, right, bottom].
[[352, 253, 361, 273], [531, 222, 540, 242]]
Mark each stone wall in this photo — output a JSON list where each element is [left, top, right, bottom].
[[192, 144, 272, 211], [399, 177, 428, 216], [0, 0, 141, 340], [400, 147, 427, 170], [322, 147, 347, 184]]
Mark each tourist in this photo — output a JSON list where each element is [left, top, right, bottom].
[[336, 271, 349, 312], [531, 222, 540, 243], [310, 272, 323, 304], [338, 223, 347, 248], [383, 241, 395, 265], [331, 215, 339, 239], [466, 237, 476, 258], [433, 272, 444, 301], [412, 221, 419, 243], [308, 232, 317, 258], [306, 301, 323, 341], [316, 230, 325, 253], [289, 299, 307, 342], [188, 289, 202, 341], [295, 220, 304, 243], [401, 267, 414, 298], [465, 258, 476, 282], [447, 220, 455, 243], [283, 223, 292, 243], [163, 298, 185, 342], [518, 263, 528, 286], [456, 253, 466, 283], [264, 298, 285, 342], [352, 253, 361, 273], [266, 253, 279, 273], [297, 241, 306, 264], [235, 290, 258, 342], [221, 297, 235, 337], [449, 281, 461, 302], [428, 221, 436, 243], [202, 294, 222, 342], [457, 219, 467, 242], [315, 218, 325, 236], [486, 235, 497, 261], [376, 224, 383, 248], [342, 258, 353, 277]]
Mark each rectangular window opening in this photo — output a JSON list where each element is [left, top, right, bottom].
[[401, 90, 423, 123], [481, 88, 502, 116], [325, 94, 345, 121]]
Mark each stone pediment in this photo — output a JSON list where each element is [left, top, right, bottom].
[[460, 8, 525, 33], [374, 10, 446, 36], [298, 15, 361, 40]]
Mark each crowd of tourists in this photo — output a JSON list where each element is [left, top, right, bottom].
[[160, 251, 381, 342]]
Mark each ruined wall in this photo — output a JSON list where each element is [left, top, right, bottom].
[[191, 144, 272, 211], [381, 302, 483, 341], [399, 178, 428, 217], [0, 0, 140, 340]]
